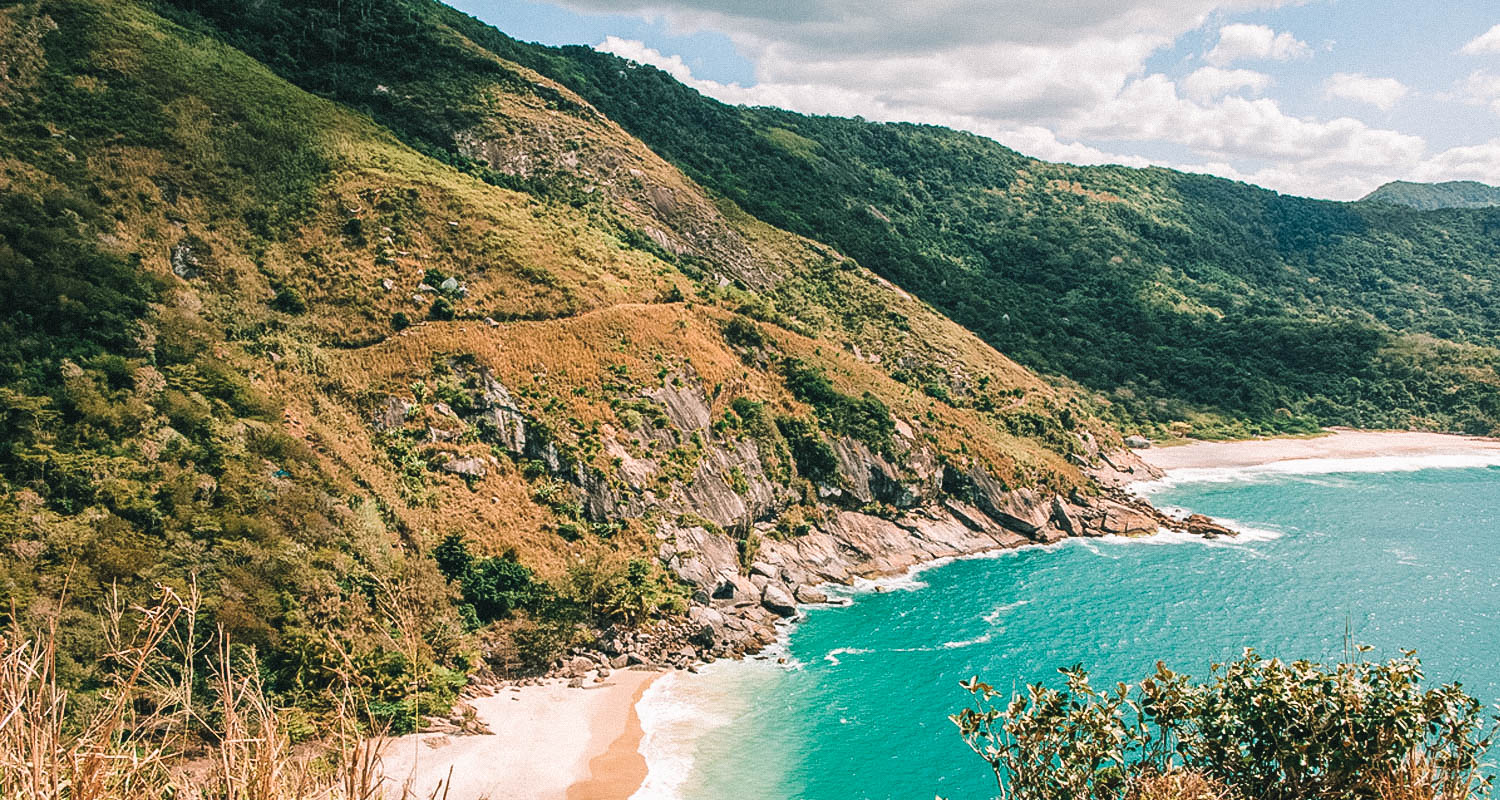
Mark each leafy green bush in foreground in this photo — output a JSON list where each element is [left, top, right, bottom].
[[952, 649, 1497, 800]]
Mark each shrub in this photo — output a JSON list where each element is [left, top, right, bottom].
[[270, 285, 307, 314], [780, 358, 895, 455], [431, 534, 541, 623], [776, 415, 839, 484], [564, 555, 682, 627], [429, 296, 456, 320], [952, 650, 1499, 800], [391, 311, 410, 330], [722, 315, 766, 349]]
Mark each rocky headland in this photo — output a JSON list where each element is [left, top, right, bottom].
[[378, 361, 1234, 689]]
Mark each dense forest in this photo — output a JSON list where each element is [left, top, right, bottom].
[[441, 16, 1500, 439], [1363, 179, 1500, 210], [132, 0, 1500, 438], [0, 0, 1104, 730]]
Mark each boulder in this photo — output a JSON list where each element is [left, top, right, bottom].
[[761, 583, 797, 617], [794, 586, 829, 605], [440, 456, 487, 479], [1099, 501, 1157, 536], [687, 606, 726, 648], [1050, 496, 1079, 536], [1124, 435, 1152, 449], [969, 472, 1050, 535], [372, 396, 412, 432], [709, 573, 759, 605]]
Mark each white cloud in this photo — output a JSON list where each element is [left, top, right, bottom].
[[1460, 23, 1500, 55], [1453, 70, 1500, 114], [1204, 23, 1310, 66], [1182, 67, 1272, 103], [581, 1, 1500, 200], [1071, 75, 1423, 168], [1323, 73, 1408, 111], [1410, 139, 1500, 183], [599, 35, 699, 84]]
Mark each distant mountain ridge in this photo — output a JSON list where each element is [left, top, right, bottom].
[[1361, 180, 1500, 210]]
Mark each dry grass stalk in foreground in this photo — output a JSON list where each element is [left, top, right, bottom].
[[1126, 771, 1238, 800], [0, 585, 447, 800]]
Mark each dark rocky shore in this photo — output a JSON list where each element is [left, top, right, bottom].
[[532, 452, 1232, 682], [376, 364, 1231, 685]]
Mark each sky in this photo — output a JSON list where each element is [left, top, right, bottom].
[[449, 0, 1500, 200]]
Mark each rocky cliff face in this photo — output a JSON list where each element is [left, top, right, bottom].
[[373, 357, 1227, 669]]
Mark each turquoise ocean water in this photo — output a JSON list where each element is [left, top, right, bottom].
[[632, 456, 1500, 800]]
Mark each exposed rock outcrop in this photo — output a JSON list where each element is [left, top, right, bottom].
[[375, 360, 1228, 673]]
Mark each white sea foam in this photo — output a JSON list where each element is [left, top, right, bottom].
[[822, 646, 872, 665], [1133, 453, 1500, 494], [631, 671, 720, 800], [982, 600, 1030, 624], [940, 631, 995, 649], [632, 659, 781, 800]]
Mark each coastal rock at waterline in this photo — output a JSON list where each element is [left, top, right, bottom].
[[1032, 525, 1068, 544], [969, 473, 1051, 535], [1179, 513, 1234, 538], [1051, 496, 1079, 536], [794, 586, 830, 605], [1098, 501, 1158, 536], [762, 583, 798, 617]]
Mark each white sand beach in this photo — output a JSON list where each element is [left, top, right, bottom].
[[376, 669, 659, 800], [1137, 428, 1500, 471]]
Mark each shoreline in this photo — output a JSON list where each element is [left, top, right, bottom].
[[625, 428, 1500, 797], [1135, 428, 1500, 472], [375, 669, 659, 800], [381, 429, 1500, 800], [568, 673, 656, 800]]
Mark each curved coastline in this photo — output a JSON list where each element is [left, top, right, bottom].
[[370, 431, 1500, 800], [627, 429, 1500, 799], [1134, 428, 1500, 473]]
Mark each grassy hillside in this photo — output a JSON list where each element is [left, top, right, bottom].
[[0, 0, 1109, 728], [1363, 180, 1500, 210], [132, 0, 1500, 440], [442, 24, 1500, 439]]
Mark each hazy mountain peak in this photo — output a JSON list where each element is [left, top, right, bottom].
[[1361, 180, 1500, 210]]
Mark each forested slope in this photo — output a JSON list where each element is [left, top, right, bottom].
[[1363, 180, 1500, 210], [453, 20, 1500, 438], [0, 0, 1118, 723]]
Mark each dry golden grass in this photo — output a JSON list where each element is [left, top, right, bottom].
[[1126, 771, 1239, 800], [0, 585, 438, 800]]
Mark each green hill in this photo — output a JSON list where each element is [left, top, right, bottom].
[[447, 22, 1500, 439], [7, 0, 1500, 740], [0, 0, 1126, 726], [1361, 180, 1500, 211]]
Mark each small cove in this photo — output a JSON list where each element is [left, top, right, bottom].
[[634, 461, 1500, 800]]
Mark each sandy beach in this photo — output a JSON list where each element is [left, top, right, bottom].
[[376, 669, 659, 800], [1136, 428, 1500, 471]]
